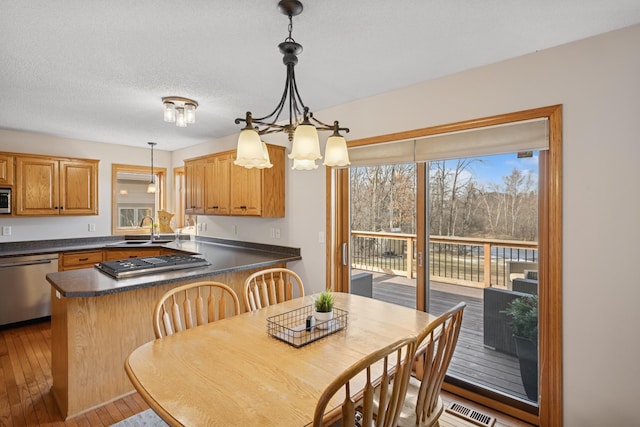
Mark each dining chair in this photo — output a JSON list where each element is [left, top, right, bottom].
[[243, 267, 305, 312], [394, 301, 466, 427], [153, 281, 241, 338], [313, 335, 417, 427]]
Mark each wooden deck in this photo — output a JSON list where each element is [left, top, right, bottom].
[[359, 270, 533, 403]]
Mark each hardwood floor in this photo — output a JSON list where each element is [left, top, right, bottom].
[[0, 319, 531, 426]]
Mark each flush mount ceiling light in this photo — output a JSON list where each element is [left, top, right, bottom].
[[163, 97, 198, 128], [234, 0, 351, 170], [147, 142, 157, 193]]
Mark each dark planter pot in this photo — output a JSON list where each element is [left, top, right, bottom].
[[513, 335, 538, 401]]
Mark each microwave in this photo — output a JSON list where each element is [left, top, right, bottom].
[[0, 188, 11, 214]]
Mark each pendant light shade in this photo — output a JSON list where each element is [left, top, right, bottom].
[[292, 158, 318, 170], [323, 128, 350, 167], [289, 120, 321, 161], [234, 126, 272, 169]]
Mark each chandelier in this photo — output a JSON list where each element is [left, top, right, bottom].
[[163, 96, 198, 128], [234, 0, 351, 170]]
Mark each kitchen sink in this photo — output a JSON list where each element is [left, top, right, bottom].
[[106, 239, 174, 247]]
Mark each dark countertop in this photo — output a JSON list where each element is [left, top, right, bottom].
[[0, 235, 301, 298]]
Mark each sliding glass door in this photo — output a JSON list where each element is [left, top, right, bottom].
[[329, 106, 562, 425]]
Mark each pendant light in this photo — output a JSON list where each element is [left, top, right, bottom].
[[234, 0, 350, 170], [147, 142, 157, 193]]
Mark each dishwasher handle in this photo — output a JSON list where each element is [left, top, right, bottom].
[[0, 259, 56, 268]]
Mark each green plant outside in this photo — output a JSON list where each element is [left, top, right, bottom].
[[503, 294, 538, 340], [314, 290, 335, 313]]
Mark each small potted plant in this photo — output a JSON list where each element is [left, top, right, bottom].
[[314, 289, 335, 329], [503, 294, 538, 401]]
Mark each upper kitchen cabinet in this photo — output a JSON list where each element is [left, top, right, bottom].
[[230, 144, 285, 217], [184, 158, 205, 215], [15, 155, 98, 216], [0, 154, 14, 186], [184, 143, 285, 218], [204, 151, 232, 215]]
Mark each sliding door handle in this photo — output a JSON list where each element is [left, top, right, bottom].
[[342, 243, 348, 266]]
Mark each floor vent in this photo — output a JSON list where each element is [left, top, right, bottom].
[[445, 402, 496, 427]]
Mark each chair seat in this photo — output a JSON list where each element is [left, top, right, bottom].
[[396, 376, 444, 427]]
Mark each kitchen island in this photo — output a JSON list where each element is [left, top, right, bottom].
[[45, 237, 301, 419]]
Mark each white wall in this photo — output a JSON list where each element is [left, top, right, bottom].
[[2, 22, 639, 425], [0, 130, 172, 241]]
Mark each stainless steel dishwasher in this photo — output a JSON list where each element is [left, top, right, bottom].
[[0, 253, 58, 326]]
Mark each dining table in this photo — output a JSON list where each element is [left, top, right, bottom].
[[124, 292, 436, 426]]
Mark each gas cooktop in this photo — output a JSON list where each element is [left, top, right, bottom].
[[95, 254, 209, 279]]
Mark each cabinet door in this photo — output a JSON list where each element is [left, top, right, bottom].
[[16, 156, 59, 215], [185, 159, 205, 214], [230, 163, 261, 216], [204, 153, 232, 215], [60, 160, 98, 215], [104, 248, 161, 261], [0, 154, 14, 186]]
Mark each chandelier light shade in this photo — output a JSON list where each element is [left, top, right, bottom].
[[234, 0, 350, 170], [163, 97, 198, 128], [234, 118, 273, 169], [292, 158, 318, 170], [147, 142, 157, 193], [323, 124, 351, 167]]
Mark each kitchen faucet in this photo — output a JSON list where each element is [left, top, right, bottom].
[[139, 215, 157, 241]]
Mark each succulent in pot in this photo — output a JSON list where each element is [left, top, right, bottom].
[[314, 290, 335, 329]]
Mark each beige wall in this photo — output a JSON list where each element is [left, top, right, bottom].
[[2, 22, 639, 425], [176, 23, 640, 425], [321, 24, 640, 425]]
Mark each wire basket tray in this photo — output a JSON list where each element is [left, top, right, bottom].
[[267, 305, 348, 348]]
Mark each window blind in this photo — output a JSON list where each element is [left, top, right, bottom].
[[347, 118, 549, 167]]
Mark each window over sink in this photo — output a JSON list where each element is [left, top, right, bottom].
[[112, 164, 166, 235]]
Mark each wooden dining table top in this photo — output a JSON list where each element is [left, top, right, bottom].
[[125, 292, 436, 426]]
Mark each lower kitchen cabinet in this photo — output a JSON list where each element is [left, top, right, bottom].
[[59, 250, 103, 271]]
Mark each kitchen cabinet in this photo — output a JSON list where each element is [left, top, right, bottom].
[[0, 154, 14, 186], [15, 154, 98, 216], [104, 248, 162, 261], [204, 151, 232, 215], [184, 158, 205, 215], [230, 143, 285, 217], [184, 143, 285, 218], [59, 250, 104, 271]]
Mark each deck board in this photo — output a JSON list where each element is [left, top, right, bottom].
[[362, 270, 533, 403]]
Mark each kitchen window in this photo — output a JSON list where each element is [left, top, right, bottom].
[[112, 164, 166, 235]]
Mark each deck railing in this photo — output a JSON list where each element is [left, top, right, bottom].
[[351, 231, 537, 287]]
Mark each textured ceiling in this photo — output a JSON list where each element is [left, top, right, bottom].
[[1, 1, 640, 151]]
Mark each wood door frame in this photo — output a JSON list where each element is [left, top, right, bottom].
[[327, 105, 562, 426]]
